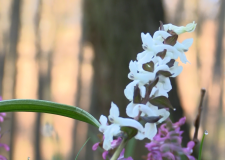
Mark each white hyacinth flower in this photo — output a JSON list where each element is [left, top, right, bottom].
[[140, 102, 170, 123], [141, 32, 181, 57], [98, 115, 121, 150], [128, 60, 155, 84], [124, 80, 146, 101], [126, 103, 169, 140], [108, 102, 144, 132], [99, 102, 146, 150], [102, 124, 121, 150], [96, 22, 196, 153]]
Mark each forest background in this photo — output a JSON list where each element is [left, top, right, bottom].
[[0, 0, 224, 160]]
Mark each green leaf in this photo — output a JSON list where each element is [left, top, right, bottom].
[[149, 96, 174, 110], [120, 126, 138, 140], [0, 99, 100, 127], [180, 154, 189, 160], [75, 137, 90, 160]]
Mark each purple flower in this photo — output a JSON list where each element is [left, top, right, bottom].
[[144, 117, 196, 160], [92, 137, 133, 160], [0, 155, 7, 160], [0, 97, 6, 123], [117, 149, 133, 160], [0, 96, 10, 160], [0, 113, 6, 122]]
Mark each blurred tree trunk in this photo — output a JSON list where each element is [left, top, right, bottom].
[[34, 0, 53, 159], [82, 0, 190, 159], [34, 0, 43, 159], [212, 0, 225, 159], [4, 0, 21, 159]]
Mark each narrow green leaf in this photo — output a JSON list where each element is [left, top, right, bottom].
[[0, 99, 100, 127], [149, 96, 174, 110], [75, 137, 91, 160]]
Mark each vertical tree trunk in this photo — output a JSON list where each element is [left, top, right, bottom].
[[82, 0, 190, 159], [212, 0, 225, 159], [35, 0, 42, 159], [4, 0, 21, 159]]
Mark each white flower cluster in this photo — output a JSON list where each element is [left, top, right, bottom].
[[98, 22, 196, 151]]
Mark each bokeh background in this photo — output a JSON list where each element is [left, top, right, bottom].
[[0, 0, 224, 159]]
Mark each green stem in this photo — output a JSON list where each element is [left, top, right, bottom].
[[198, 130, 208, 160], [111, 139, 126, 160]]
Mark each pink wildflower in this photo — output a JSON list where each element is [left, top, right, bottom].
[[144, 117, 195, 160]]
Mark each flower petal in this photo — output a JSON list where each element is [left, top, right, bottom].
[[135, 131, 145, 140], [153, 31, 171, 41], [126, 102, 139, 118], [181, 38, 193, 51], [156, 109, 170, 123], [124, 80, 139, 101], [163, 78, 172, 91], [141, 32, 153, 50], [139, 104, 157, 117], [179, 52, 190, 64], [103, 124, 120, 150], [139, 85, 146, 98], [145, 123, 157, 140], [116, 117, 144, 132], [92, 142, 100, 150], [110, 102, 120, 117]]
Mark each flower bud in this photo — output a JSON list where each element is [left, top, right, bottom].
[[164, 21, 197, 35]]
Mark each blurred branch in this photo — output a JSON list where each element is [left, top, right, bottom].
[[193, 88, 206, 144]]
